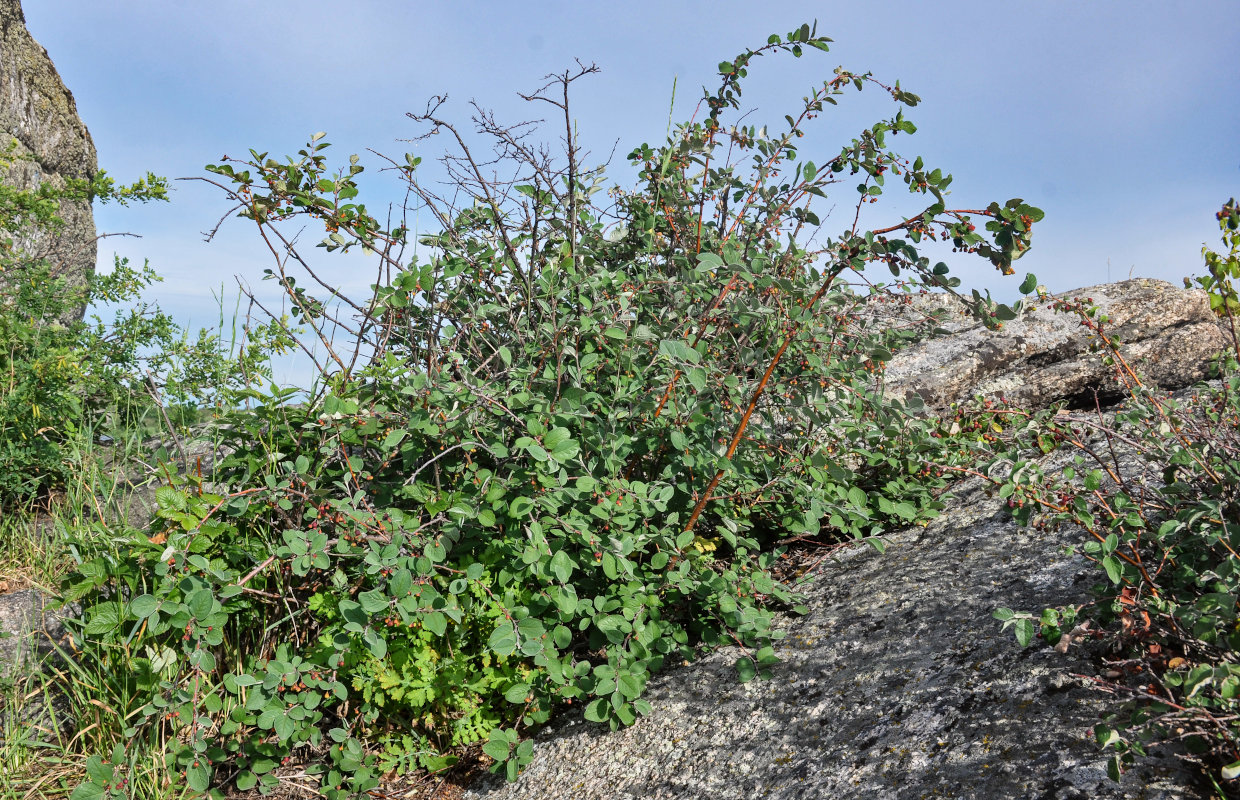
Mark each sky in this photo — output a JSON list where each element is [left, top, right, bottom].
[[20, 1, 1240, 383]]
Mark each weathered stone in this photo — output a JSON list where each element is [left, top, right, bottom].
[[0, 589, 65, 681], [462, 457, 1198, 800], [856, 287, 974, 338], [0, 0, 98, 317], [882, 279, 1229, 412], [103, 424, 235, 532], [0, 588, 75, 738]]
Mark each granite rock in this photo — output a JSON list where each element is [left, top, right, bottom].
[[0, 0, 98, 318], [883, 279, 1228, 412]]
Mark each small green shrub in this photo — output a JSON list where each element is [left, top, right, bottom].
[[1188, 197, 1240, 362], [62, 23, 1041, 797], [0, 143, 277, 508], [0, 152, 170, 504], [992, 262, 1240, 794]]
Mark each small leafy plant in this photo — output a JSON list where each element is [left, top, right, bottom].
[[991, 256, 1240, 794], [1188, 197, 1240, 360], [59, 23, 1041, 797], [0, 141, 281, 509]]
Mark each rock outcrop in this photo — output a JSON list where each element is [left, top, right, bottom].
[[0, 0, 97, 316], [883, 279, 1228, 412]]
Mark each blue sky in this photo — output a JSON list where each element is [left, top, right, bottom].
[[21, 1, 1240, 379]]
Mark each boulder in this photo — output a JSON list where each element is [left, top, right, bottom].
[[0, 0, 98, 318], [882, 279, 1229, 412], [0, 588, 75, 737]]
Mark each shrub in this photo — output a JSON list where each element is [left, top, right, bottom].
[[0, 142, 276, 508], [61, 23, 1041, 797], [0, 145, 175, 505], [992, 219, 1240, 795]]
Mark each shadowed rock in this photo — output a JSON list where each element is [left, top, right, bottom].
[[0, 588, 75, 739]]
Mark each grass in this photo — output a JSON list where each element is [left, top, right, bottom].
[[0, 412, 200, 800]]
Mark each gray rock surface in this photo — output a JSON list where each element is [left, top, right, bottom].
[[0, 589, 67, 682], [463, 466, 1198, 800], [0, 588, 75, 737], [0, 0, 98, 317], [883, 279, 1228, 412]]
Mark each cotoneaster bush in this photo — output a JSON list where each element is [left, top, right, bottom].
[[60, 24, 1042, 798], [987, 209, 1240, 796]]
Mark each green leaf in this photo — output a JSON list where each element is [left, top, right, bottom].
[[70, 784, 105, 800], [658, 339, 701, 364], [504, 683, 531, 704], [1095, 724, 1121, 748], [358, 589, 388, 614], [583, 698, 610, 722], [424, 612, 448, 637], [482, 735, 512, 762], [84, 604, 121, 636], [363, 628, 387, 659], [382, 429, 408, 450], [84, 754, 114, 786], [155, 485, 186, 512], [1018, 273, 1038, 294], [544, 427, 572, 450], [551, 438, 580, 461], [128, 594, 159, 619], [509, 496, 535, 517], [185, 762, 211, 792], [617, 671, 643, 699], [1013, 618, 1035, 647], [550, 550, 574, 583], [892, 501, 918, 520], [735, 657, 757, 682], [1102, 555, 1123, 585], [489, 623, 517, 657]]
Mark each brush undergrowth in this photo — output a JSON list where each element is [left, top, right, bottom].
[[990, 199, 1240, 797], [40, 22, 1240, 800]]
